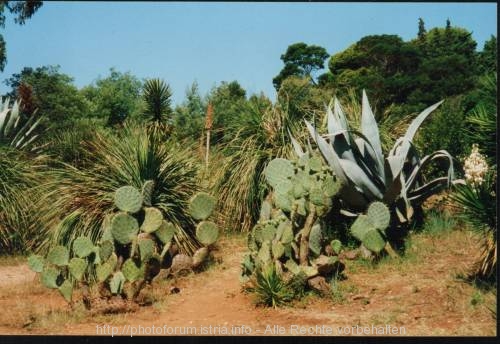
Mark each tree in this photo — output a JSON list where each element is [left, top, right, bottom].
[[417, 18, 426, 42], [81, 68, 142, 126], [142, 78, 173, 123], [0, 1, 43, 71], [477, 35, 497, 75], [408, 26, 478, 106], [326, 35, 421, 109], [273, 42, 329, 90], [3, 65, 89, 130], [173, 81, 206, 140]]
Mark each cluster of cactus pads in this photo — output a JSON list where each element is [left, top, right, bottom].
[[28, 182, 219, 306], [241, 154, 345, 293], [349, 201, 391, 254]]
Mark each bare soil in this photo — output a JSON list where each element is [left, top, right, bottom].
[[0, 229, 496, 336]]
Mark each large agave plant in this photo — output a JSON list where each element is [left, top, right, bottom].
[[0, 98, 42, 150], [302, 91, 456, 223]]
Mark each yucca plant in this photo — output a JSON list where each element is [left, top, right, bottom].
[[251, 263, 293, 308], [40, 125, 202, 254], [0, 147, 48, 253], [142, 78, 174, 123], [0, 97, 43, 151], [213, 99, 306, 232], [304, 90, 456, 225]]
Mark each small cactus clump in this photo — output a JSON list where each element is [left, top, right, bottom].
[[29, 182, 219, 309], [242, 153, 345, 298], [349, 201, 391, 254]]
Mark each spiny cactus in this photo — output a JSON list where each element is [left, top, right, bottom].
[[188, 192, 216, 221], [349, 201, 391, 254], [242, 153, 345, 298], [29, 186, 220, 308], [114, 186, 143, 214]]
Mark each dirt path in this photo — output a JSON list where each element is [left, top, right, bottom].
[[0, 230, 496, 336]]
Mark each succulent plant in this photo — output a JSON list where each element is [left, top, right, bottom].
[[302, 91, 456, 224], [29, 184, 220, 308], [243, 153, 345, 298], [188, 192, 216, 221], [114, 186, 143, 214]]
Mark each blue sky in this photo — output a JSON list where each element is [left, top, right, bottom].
[[0, 2, 497, 105]]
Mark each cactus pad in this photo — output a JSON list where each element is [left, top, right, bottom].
[[330, 239, 342, 255], [192, 247, 209, 268], [300, 265, 319, 278], [72, 236, 95, 258], [274, 191, 293, 213], [294, 198, 307, 216], [196, 221, 219, 246], [122, 259, 142, 282], [308, 156, 323, 172], [272, 242, 285, 259], [188, 192, 216, 220], [96, 261, 114, 282], [308, 223, 322, 257], [257, 241, 271, 263], [264, 158, 294, 188], [27, 255, 45, 273], [98, 240, 114, 262], [155, 221, 176, 244], [114, 186, 143, 214], [109, 271, 125, 295], [280, 223, 294, 244], [323, 177, 341, 197], [138, 238, 155, 262], [47, 246, 69, 266], [111, 212, 139, 245], [58, 279, 73, 303], [367, 201, 391, 230], [41, 266, 61, 289], [261, 224, 277, 242], [68, 257, 87, 281], [259, 200, 272, 221], [141, 207, 164, 233], [142, 180, 155, 207], [350, 214, 375, 242], [363, 229, 386, 254], [284, 259, 300, 275], [309, 186, 326, 207]]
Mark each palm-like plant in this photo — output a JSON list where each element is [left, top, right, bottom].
[[0, 97, 43, 151], [142, 78, 173, 123], [0, 147, 48, 252], [40, 125, 202, 254], [212, 99, 306, 232]]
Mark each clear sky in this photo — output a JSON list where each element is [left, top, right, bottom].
[[0, 2, 497, 105]]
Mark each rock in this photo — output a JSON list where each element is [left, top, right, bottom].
[[341, 249, 359, 260], [170, 254, 193, 275], [307, 276, 330, 295]]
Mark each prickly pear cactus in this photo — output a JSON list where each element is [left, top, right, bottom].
[[29, 185, 221, 309], [349, 201, 391, 255], [242, 152, 345, 296]]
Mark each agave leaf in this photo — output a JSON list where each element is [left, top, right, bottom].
[[333, 97, 349, 133], [406, 150, 454, 192], [305, 120, 348, 184], [361, 90, 385, 181], [338, 158, 384, 200], [288, 129, 304, 157], [408, 177, 452, 203]]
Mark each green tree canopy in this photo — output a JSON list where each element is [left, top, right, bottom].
[[325, 34, 421, 109], [273, 42, 329, 91], [3, 65, 89, 130], [81, 68, 142, 126], [477, 35, 497, 75]]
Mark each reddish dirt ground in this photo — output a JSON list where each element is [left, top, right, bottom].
[[0, 230, 496, 336]]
